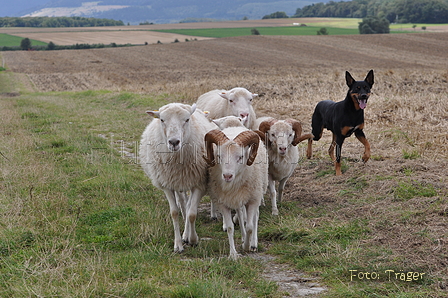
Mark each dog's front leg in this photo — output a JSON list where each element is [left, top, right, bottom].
[[355, 130, 370, 163], [334, 136, 344, 175]]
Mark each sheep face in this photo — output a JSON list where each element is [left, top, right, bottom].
[[219, 88, 257, 128], [268, 122, 295, 156], [204, 130, 260, 184], [259, 119, 304, 155], [146, 103, 196, 152], [217, 142, 251, 183]]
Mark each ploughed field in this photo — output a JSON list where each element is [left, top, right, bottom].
[[3, 32, 448, 291]]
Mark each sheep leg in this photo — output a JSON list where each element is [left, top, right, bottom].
[[163, 189, 184, 253], [268, 174, 278, 216], [277, 177, 288, 204], [210, 200, 218, 220], [243, 202, 259, 252], [252, 207, 259, 251], [236, 206, 246, 244], [175, 191, 187, 219], [221, 206, 239, 260], [183, 187, 202, 246]]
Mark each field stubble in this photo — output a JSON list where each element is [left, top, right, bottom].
[[2, 32, 448, 295]]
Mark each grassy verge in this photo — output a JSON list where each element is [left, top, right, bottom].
[[0, 74, 446, 297]]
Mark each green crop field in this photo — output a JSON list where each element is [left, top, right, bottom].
[[0, 33, 47, 47], [154, 26, 360, 37]]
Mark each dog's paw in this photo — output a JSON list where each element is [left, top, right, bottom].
[[362, 153, 370, 163]]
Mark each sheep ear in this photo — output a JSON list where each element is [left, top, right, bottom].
[[252, 93, 258, 97], [190, 103, 197, 115], [146, 110, 160, 118], [219, 91, 229, 100]]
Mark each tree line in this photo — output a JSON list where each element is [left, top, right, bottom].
[[293, 0, 448, 24], [0, 17, 124, 28]]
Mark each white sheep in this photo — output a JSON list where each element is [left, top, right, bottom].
[[139, 103, 217, 253], [196, 87, 258, 129], [210, 115, 247, 223], [255, 117, 313, 215], [211, 115, 244, 130], [203, 126, 268, 260]]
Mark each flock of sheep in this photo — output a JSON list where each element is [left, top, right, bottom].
[[139, 87, 313, 260]]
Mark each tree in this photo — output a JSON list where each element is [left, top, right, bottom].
[[317, 27, 329, 35], [262, 11, 288, 19], [20, 38, 31, 50], [47, 41, 56, 50], [359, 16, 390, 34], [251, 28, 260, 35]]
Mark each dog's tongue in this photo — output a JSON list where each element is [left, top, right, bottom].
[[358, 99, 367, 109]]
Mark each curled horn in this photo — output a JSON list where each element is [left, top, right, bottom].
[[254, 130, 267, 144], [258, 118, 277, 147], [203, 130, 229, 167], [258, 118, 278, 134], [234, 130, 260, 166], [285, 119, 303, 146]]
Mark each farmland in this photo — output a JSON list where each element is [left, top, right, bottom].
[[0, 33, 47, 47], [1, 24, 448, 297], [0, 17, 447, 46], [153, 26, 359, 37]]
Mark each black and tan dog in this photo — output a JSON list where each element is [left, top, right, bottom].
[[309, 70, 374, 175]]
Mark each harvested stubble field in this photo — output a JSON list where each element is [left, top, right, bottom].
[[2, 31, 448, 296]]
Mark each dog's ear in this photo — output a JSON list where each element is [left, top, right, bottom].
[[345, 71, 355, 88], [364, 69, 374, 87]]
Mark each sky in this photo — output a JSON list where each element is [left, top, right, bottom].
[[1, 0, 50, 17]]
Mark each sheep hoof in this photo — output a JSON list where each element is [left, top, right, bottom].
[[174, 247, 184, 254], [211, 216, 218, 221], [229, 253, 242, 260], [272, 209, 279, 216], [250, 246, 258, 252]]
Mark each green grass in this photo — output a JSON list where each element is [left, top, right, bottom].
[[153, 26, 359, 38], [0, 73, 445, 297], [0, 33, 47, 47]]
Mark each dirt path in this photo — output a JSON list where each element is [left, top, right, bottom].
[[251, 254, 326, 297]]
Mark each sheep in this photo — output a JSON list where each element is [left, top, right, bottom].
[[203, 126, 268, 260], [211, 115, 244, 130], [210, 115, 247, 223], [256, 117, 313, 215], [196, 87, 258, 130], [139, 102, 217, 253]]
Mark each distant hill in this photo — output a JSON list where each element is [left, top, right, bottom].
[[2, 0, 331, 25]]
